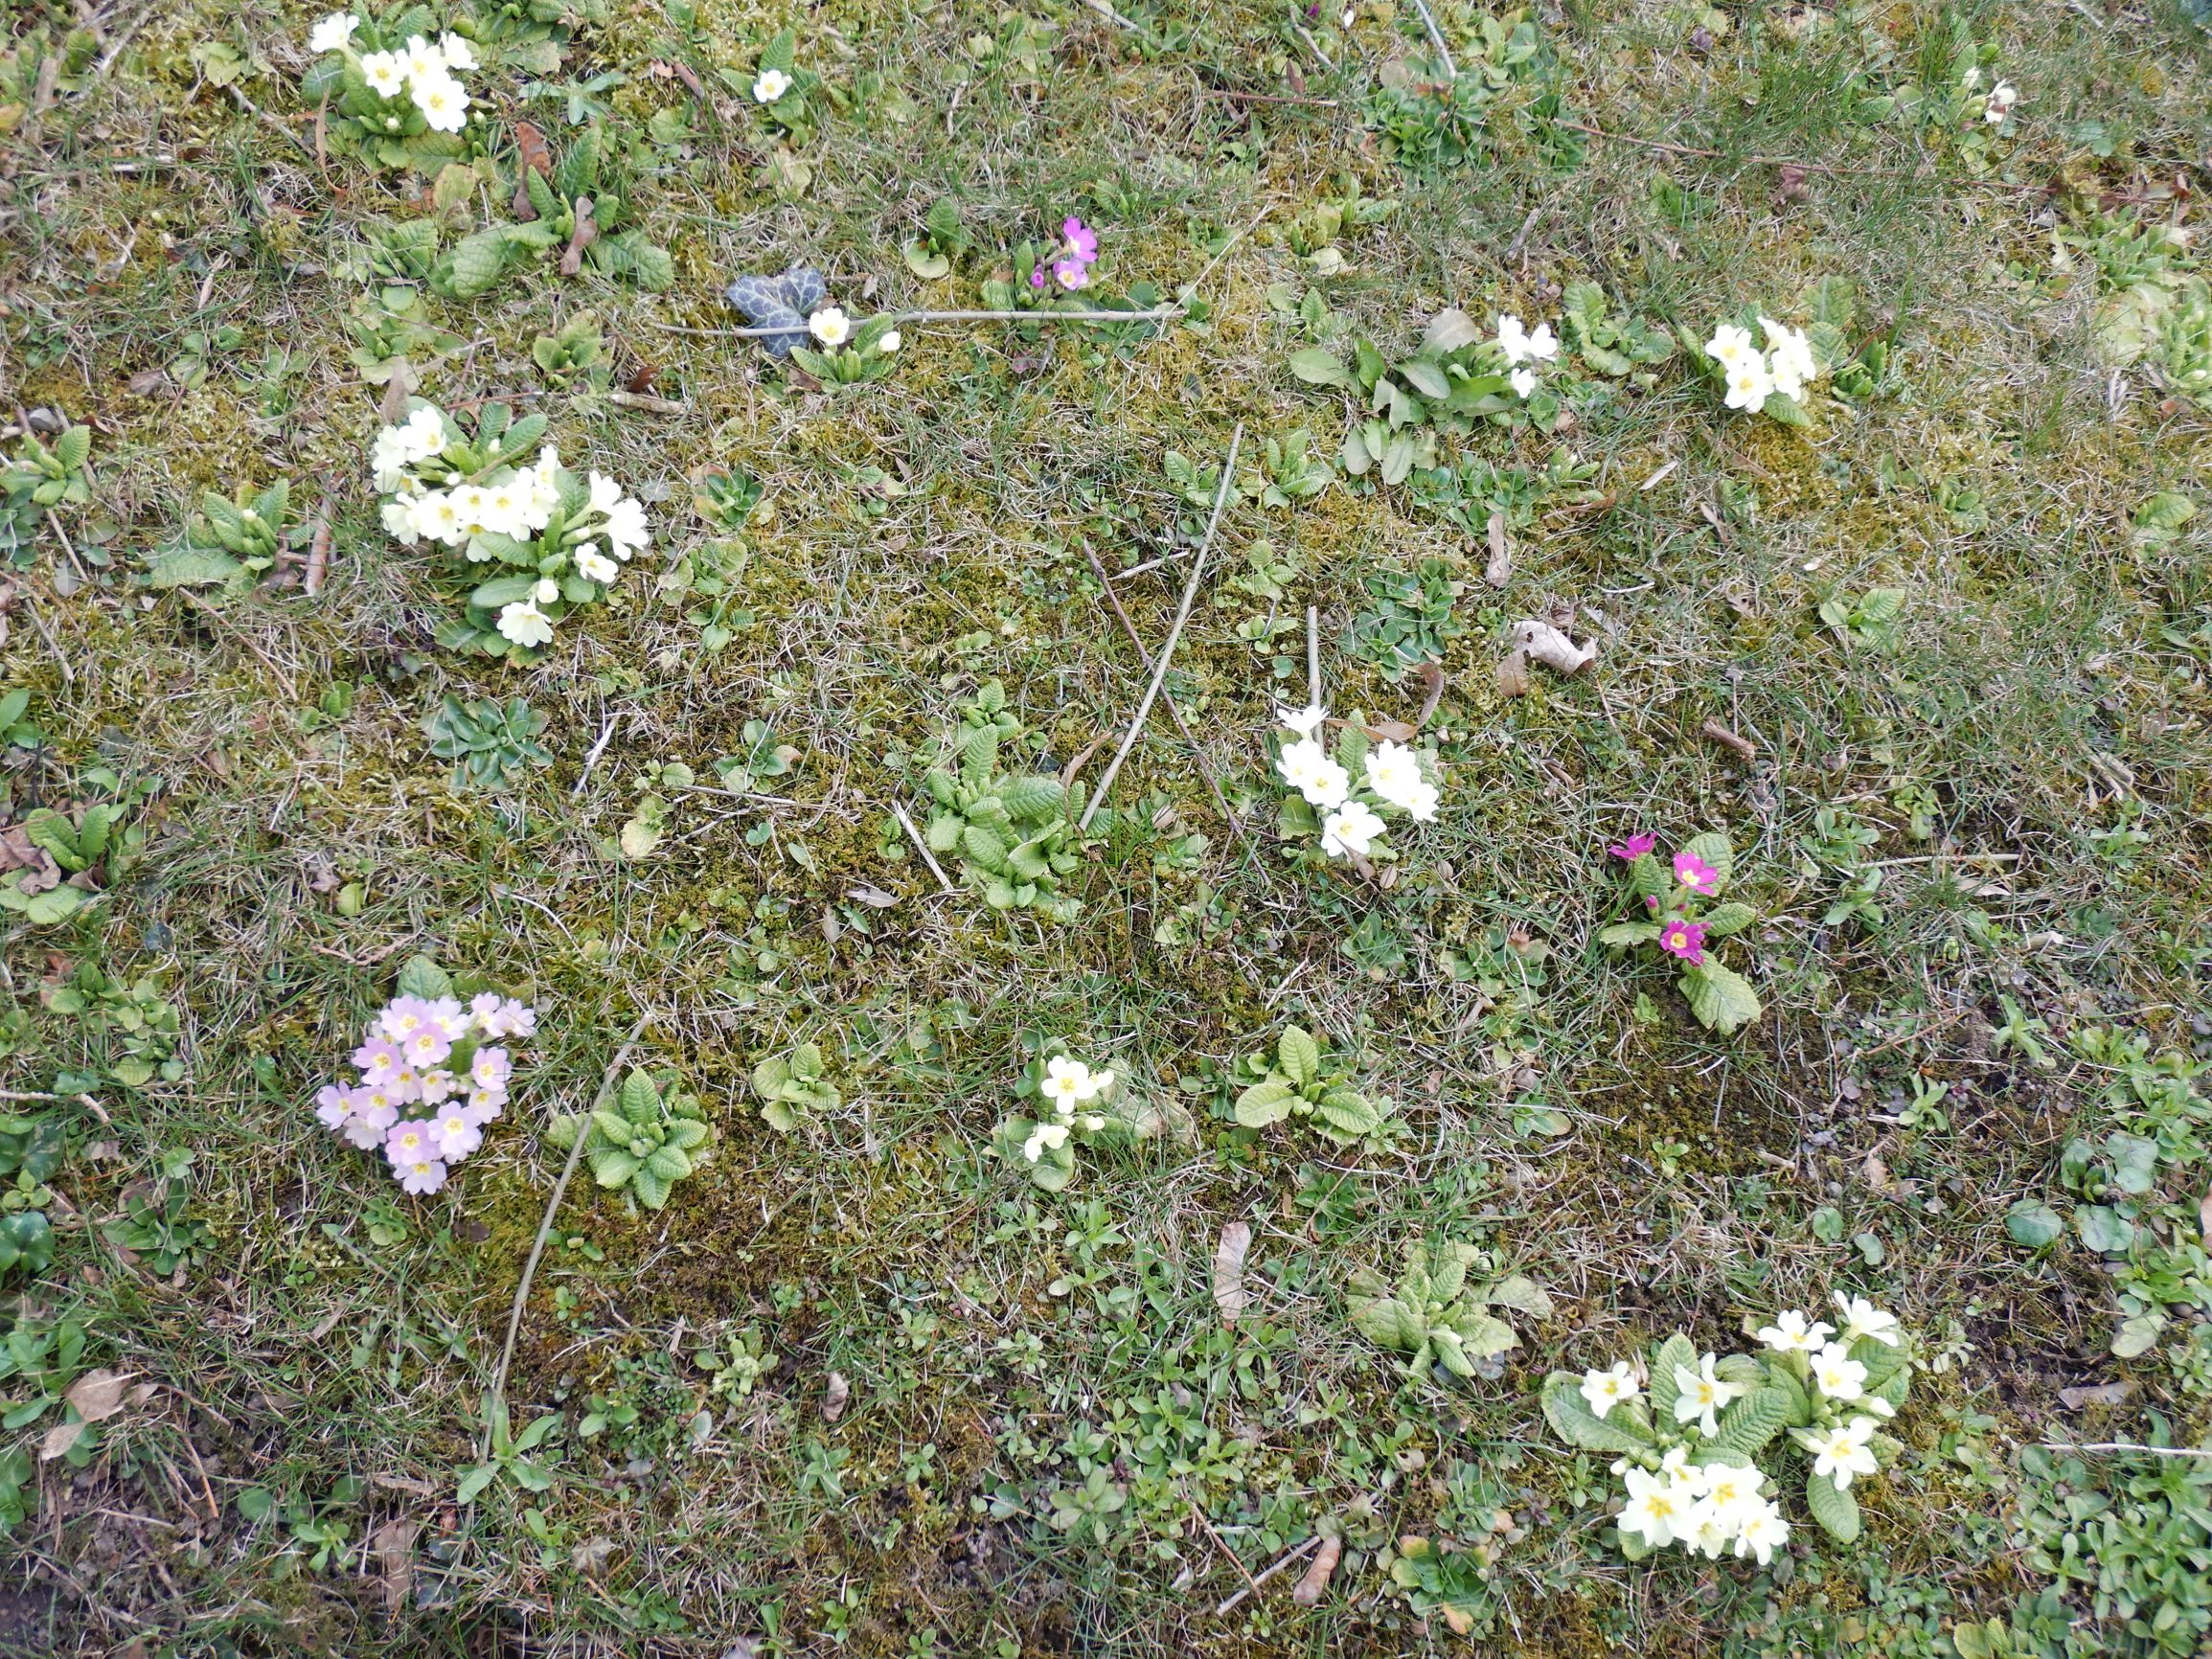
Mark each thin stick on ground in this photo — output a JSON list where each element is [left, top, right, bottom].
[[1409, 0, 1457, 79], [891, 799, 956, 893], [1214, 1533, 1323, 1616], [1082, 541, 1253, 852], [1306, 605, 1321, 711], [2041, 1442, 2212, 1461], [488, 1013, 650, 1425], [1081, 423, 1243, 830], [650, 306, 1183, 340]]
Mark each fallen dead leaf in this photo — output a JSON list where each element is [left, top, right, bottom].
[[1421, 307, 1483, 356], [571, 1535, 617, 1577], [371, 1517, 418, 1615], [67, 1368, 135, 1422], [513, 120, 552, 219], [821, 1372, 850, 1423], [846, 884, 900, 909], [1415, 662, 1448, 730], [40, 1419, 82, 1461], [1494, 649, 1530, 698], [1291, 1534, 1341, 1606], [1211, 1221, 1252, 1324], [1483, 512, 1511, 588], [559, 197, 599, 276], [1509, 620, 1597, 675], [2058, 1381, 2137, 1410]]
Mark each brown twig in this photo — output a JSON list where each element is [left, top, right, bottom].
[[1408, 0, 1457, 79], [1213, 1534, 1323, 1616], [302, 502, 331, 597], [891, 800, 955, 894], [1189, 1500, 1261, 1601], [1083, 541, 1252, 852], [1700, 718, 1758, 761]]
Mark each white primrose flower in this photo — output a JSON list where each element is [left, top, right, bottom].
[[1754, 1309, 1836, 1353], [1579, 1361, 1641, 1420], [1832, 1293, 1902, 1347], [412, 70, 469, 133], [1732, 1498, 1790, 1565], [379, 497, 421, 545], [600, 495, 649, 558], [1960, 65, 1983, 90], [1618, 1466, 1691, 1550], [532, 579, 559, 605], [878, 329, 901, 354], [371, 428, 417, 494], [437, 32, 478, 72], [1792, 1415, 1880, 1489], [752, 67, 792, 103], [360, 51, 407, 98], [410, 490, 466, 544], [1510, 366, 1539, 399], [1275, 703, 1328, 739], [400, 35, 445, 84], [399, 404, 446, 462], [1021, 1119, 1069, 1162], [1688, 1463, 1765, 1556], [1810, 1343, 1869, 1402], [1276, 738, 1349, 811], [496, 600, 555, 648], [308, 11, 358, 53], [1041, 1056, 1112, 1115], [575, 546, 619, 583], [1705, 322, 1756, 369], [1986, 80, 2018, 123], [1722, 355, 1774, 414], [1672, 1352, 1751, 1437], [1496, 313, 1558, 365], [1363, 739, 1439, 822], [1320, 800, 1386, 859], [1761, 316, 1819, 400], [810, 306, 852, 348]]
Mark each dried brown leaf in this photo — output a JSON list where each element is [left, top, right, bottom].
[[66, 1368, 135, 1423], [821, 1372, 850, 1423], [1494, 648, 1530, 698], [1415, 662, 1448, 730], [1483, 511, 1511, 588], [371, 1518, 419, 1614], [1509, 620, 1597, 675], [559, 199, 600, 277], [39, 1419, 82, 1462], [2058, 1381, 2137, 1410], [513, 121, 552, 219], [1291, 1534, 1341, 1606], [1212, 1222, 1252, 1324]]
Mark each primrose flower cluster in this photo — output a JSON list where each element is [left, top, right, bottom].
[[369, 401, 649, 658], [996, 1050, 1129, 1192], [1545, 1294, 1916, 1560], [1599, 830, 1764, 1034], [1704, 315, 1824, 417], [1029, 216, 1102, 293], [1494, 311, 1560, 400], [315, 989, 536, 1195], [306, 11, 475, 139], [1273, 703, 1441, 863]]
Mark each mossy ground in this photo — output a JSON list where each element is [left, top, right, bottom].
[[2, 0, 2210, 1654]]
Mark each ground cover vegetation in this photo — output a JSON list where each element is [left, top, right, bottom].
[[1, 0, 2210, 1653]]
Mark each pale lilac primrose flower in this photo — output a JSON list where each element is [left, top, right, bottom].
[[1833, 1293, 1902, 1347], [431, 1107, 484, 1160], [385, 1067, 423, 1104], [1755, 1309, 1836, 1353], [1810, 1343, 1869, 1401], [1062, 216, 1100, 265], [1579, 1360, 1642, 1420], [353, 1036, 403, 1085], [1792, 1416, 1880, 1488], [417, 1069, 461, 1105], [378, 995, 436, 1040], [315, 1083, 355, 1130], [1608, 830, 1656, 861], [428, 996, 470, 1039], [472, 1048, 513, 1092], [308, 11, 358, 53], [1672, 1352, 1749, 1436], [402, 1025, 453, 1069], [752, 67, 792, 103], [394, 1153, 448, 1195], [1320, 800, 1386, 858]]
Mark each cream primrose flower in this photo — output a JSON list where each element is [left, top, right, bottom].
[[532, 579, 559, 605], [1833, 1293, 1902, 1347], [753, 67, 792, 103], [1580, 1361, 1642, 1420], [1689, 1463, 1764, 1550], [575, 546, 619, 583], [1041, 1056, 1112, 1115], [361, 51, 408, 98], [497, 601, 555, 648], [1732, 1498, 1790, 1565], [599, 494, 649, 558], [810, 306, 852, 348], [1723, 355, 1774, 414], [437, 32, 478, 71], [371, 429, 417, 494], [1496, 313, 1559, 365], [308, 11, 359, 54], [1021, 1119, 1069, 1162], [1761, 317, 1819, 399], [1510, 366, 1539, 399], [1276, 703, 1328, 739], [1320, 800, 1386, 859], [1618, 1466, 1691, 1550], [1276, 738, 1349, 811], [1960, 65, 1982, 90], [379, 497, 421, 545], [1705, 322, 1756, 369], [1364, 739, 1439, 821], [1672, 1352, 1751, 1437], [410, 490, 466, 544], [412, 70, 469, 134], [878, 329, 901, 354], [1810, 1343, 1869, 1402], [1792, 1416, 1880, 1489], [1754, 1309, 1836, 1353], [400, 35, 445, 83], [479, 479, 530, 536], [1987, 80, 2018, 123], [399, 404, 445, 462]]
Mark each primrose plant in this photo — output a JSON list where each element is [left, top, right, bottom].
[[369, 399, 649, 661], [1696, 314, 1827, 427], [749, 1040, 840, 1133], [1542, 1292, 1915, 1563], [1232, 1023, 1393, 1145], [1598, 831, 1763, 1034], [1350, 1240, 1553, 1382], [302, 10, 479, 175], [921, 680, 1080, 918], [1272, 703, 1442, 869], [312, 956, 536, 1195], [995, 1045, 1127, 1192], [547, 1068, 711, 1211]]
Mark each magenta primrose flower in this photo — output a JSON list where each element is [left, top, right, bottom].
[[1062, 216, 1099, 263], [1673, 850, 1721, 895], [1608, 831, 1656, 861], [1658, 919, 1708, 964]]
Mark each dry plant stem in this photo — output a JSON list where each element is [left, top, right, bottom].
[[1409, 0, 1458, 79], [22, 593, 73, 687], [1083, 542, 1251, 851], [891, 799, 956, 893], [2041, 1442, 2212, 1460], [1557, 118, 2051, 191], [1214, 1533, 1323, 1616], [1305, 606, 1321, 709], [1081, 423, 1243, 830], [651, 306, 1182, 339], [488, 1013, 650, 1431], [1190, 1499, 1262, 1600], [1700, 718, 1757, 761]]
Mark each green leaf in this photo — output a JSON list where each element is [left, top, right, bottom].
[[2075, 1204, 2134, 1254], [590, 1147, 640, 1188], [53, 426, 90, 475], [1762, 392, 1814, 428], [442, 228, 513, 299], [1709, 1387, 1790, 1456], [960, 822, 1010, 874], [998, 774, 1065, 823], [1806, 1471, 1860, 1543], [396, 955, 452, 999], [1681, 960, 1762, 1034], [1313, 1086, 1380, 1138], [1277, 1026, 1320, 1089], [456, 1463, 501, 1504], [1540, 1372, 1655, 1454], [148, 546, 243, 588], [630, 1165, 672, 1209], [1597, 921, 1661, 946], [2004, 1199, 2064, 1249], [902, 240, 950, 280], [554, 125, 603, 203], [1350, 1294, 1425, 1352], [620, 1069, 660, 1125], [1233, 1079, 1298, 1128], [1447, 1310, 1520, 1359], [1287, 348, 1354, 388], [1648, 1333, 1696, 1424], [1699, 902, 1756, 939], [1485, 1275, 1553, 1320], [0, 882, 84, 924]]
